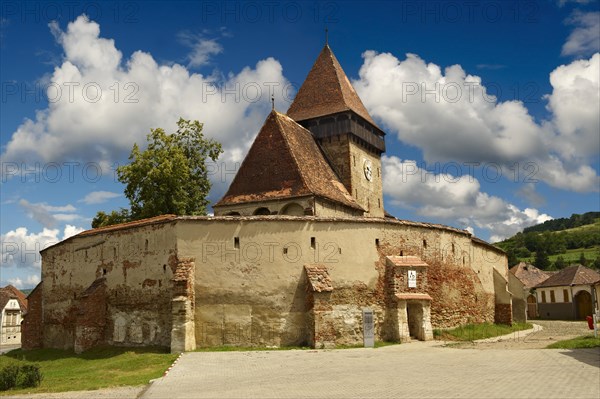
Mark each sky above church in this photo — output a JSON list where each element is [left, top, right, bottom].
[[1, 0, 599, 288]]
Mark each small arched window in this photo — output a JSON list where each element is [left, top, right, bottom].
[[253, 207, 271, 215]]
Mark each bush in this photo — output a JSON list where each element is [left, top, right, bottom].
[[0, 364, 19, 391], [0, 363, 43, 391], [17, 364, 43, 388]]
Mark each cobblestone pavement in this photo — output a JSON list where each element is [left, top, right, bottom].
[[142, 341, 600, 399], [460, 320, 597, 350]]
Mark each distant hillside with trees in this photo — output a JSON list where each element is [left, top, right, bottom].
[[495, 212, 600, 270]]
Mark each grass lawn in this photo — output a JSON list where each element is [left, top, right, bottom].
[[520, 246, 600, 264], [547, 247, 600, 263], [547, 335, 600, 349], [0, 346, 177, 395], [434, 322, 533, 341]]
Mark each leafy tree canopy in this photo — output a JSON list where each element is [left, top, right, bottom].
[[92, 118, 222, 228]]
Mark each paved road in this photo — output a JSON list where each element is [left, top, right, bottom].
[[465, 320, 597, 350], [143, 341, 600, 399]]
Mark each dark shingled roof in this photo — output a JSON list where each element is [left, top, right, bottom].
[[0, 285, 28, 312], [304, 265, 333, 292], [287, 45, 379, 128], [215, 111, 363, 211], [510, 262, 551, 289], [535, 265, 600, 288]]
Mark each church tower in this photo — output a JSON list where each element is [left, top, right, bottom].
[[287, 44, 385, 217]]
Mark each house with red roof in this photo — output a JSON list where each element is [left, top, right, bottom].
[[534, 265, 600, 320], [509, 262, 552, 320], [0, 285, 28, 345]]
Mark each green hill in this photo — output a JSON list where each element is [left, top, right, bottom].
[[495, 212, 600, 270]]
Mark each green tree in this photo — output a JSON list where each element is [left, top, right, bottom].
[[93, 118, 222, 227], [579, 252, 588, 266], [534, 248, 551, 270], [553, 256, 566, 270], [506, 248, 519, 267], [92, 209, 131, 228]]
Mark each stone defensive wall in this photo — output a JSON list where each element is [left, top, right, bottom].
[[25, 215, 508, 352]]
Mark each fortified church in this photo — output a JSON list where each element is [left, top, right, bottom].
[[23, 45, 512, 353]]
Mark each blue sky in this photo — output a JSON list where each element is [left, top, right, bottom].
[[1, 0, 599, 288]]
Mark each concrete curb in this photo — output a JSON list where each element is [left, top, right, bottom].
[[474, 323, 543, 343], [146, 352, 183, 384], [162, 352, 183, 377]]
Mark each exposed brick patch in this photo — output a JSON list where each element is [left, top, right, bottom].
[[143, 279, 157, 288], [172, 258, 195, 300], [22, 282, 43, 350], [305, 265, 333, 292], [495, 303, 513, 325], [74, 278, 107, 353], [426, 261, 494, 328], [170, 257, 196, 353]]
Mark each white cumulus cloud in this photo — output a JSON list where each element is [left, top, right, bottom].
[[178, 31, 224, 68], [7, 274, 41, 289], [562, 11, 600, 56], [80, 191, 121, 204], [0, 225, 84, 270], [18, 199, 81, 228], [353, 50, 600, 193], [63, 225, 85, 239], [383, 156, 552, 242], [1, 15, 291, 200], [1, 227, 59, 269], [545, 53, 600, 159]]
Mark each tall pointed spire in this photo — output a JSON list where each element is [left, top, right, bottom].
[[287, 44, 379, 128]]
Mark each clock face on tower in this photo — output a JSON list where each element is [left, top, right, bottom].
[[363, 159, 373, 182]]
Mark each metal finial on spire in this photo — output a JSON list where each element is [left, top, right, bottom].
[[325, 27, 328, 45], [271, 95, 275, 110]]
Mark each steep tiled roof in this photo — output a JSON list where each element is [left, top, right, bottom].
[[510, 262, 551, 289], [304, 265, 333, 292], [535, 265, 600, 288], [386, 256, 429, 268], [0, 285, 27, 312], [215, 111, 363, 211], [287, 45, 379, 128]]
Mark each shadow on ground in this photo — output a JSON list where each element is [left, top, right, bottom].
[[557, 348, 600, 368]]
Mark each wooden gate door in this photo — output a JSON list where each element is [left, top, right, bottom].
[[526, 295, 537, 319], [575, 291, 592, 319]]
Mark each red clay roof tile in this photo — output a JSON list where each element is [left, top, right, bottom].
[[214, 111, 363, 211], [287, 45, 379, 128]]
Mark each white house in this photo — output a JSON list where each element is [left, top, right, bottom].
[[0, 285, 28, 345], [535, 265, 600, 320]]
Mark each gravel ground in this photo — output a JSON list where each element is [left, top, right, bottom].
[[451, 320, 596, 349], [1, 386, 146, 399]]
